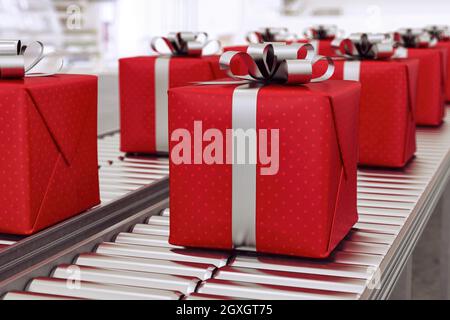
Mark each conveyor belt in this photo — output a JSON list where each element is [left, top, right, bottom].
[[1, 113, 450, 300]]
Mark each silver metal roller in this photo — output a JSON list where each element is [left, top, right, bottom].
[[230, 254, 372, 279], [2, 292, 80, 300], [346, 230, 396, 245], [357, 207, 410, 218], [357, 214, 406, 225], [146, 215, 170, 226], [183, 293, 244, 300], [338, 241, 389, 255], [115, 232, 178, 249], [132, 224, 169, 237], [27, 277, 181, 300], [52, 264, 199, 295], [75, 253, 216, 280], [95, 243, 230, 268], [213, 266, 367, 294], [196, 279, 359, 300], [160, 208, 170, 217]]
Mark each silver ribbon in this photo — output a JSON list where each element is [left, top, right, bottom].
[[332, 33, 396, 60], [154, 56, 170, 152], [304, 25, 341, 40], [151, 32, 221, 56], [246, 27, 297, 44], [394, 28, 438, 48], [219, 42, 334, 84], [0, 40, 63, 79], [199, 43, 334, 248], [424, 25, 450, 42]]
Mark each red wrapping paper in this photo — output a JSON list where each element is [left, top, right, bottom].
[[120, 56, 215, 154], [436, 41, 450, 101], [168, 80, 361, 258], [0, 75, 100, 235], [402, 48, 446, 126], [297, 39, 336, 57], [321, 59, 419, 168]]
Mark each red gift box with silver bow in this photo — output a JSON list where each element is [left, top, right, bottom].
[[120, 32, 218, 154], [394, 29, 447, 126], [0, 41, 100, 235], [425, 26, 450, 102], [298, 25, 342, 57], [325, 34, 419, 168], [168, 43, 361, 258]]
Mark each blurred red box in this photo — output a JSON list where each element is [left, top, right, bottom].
[[297, 39, 336, 57], [436, 41, 450, 102], [324, 59, 419, 168], [0, 75, 100, 235], [396, 47, 446, 126], [120, 56, 215, 154]]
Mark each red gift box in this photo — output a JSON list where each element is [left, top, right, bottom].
[[298, 39, 336, 57], [322, 59, 419, 168], [119, 56, 215, 154], [168, 80, 361, 258], [0, 75, 100, 235], [436, 41, 450, 101], [395, 47, 447, 126]]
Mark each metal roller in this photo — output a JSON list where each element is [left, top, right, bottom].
[[213, 266, 367, 294], [345, 230, 396, 245], [52, 264, 199, 295], [27, 277, 181, 300], [95, 242, 230, 267], [115, 233, 177, 249], [75, 253, 216, 280], [160, 208, 170, 217], [230, 254, 372, 279], [183, 293, 244, 300], [2, 292, 80, 300], [132, 224, 169, 237], [146, 215, 170, 226], [196, 279, 359, 300]]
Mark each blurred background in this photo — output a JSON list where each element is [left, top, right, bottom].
[[0, 0, 447, 299], [1, 0, 449, 72]]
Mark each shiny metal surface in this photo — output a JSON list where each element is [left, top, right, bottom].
[[2, 292, 80, 300], [52, 264, 199, 294], [27, 278, 181, 300], [115, 232, 179, 248], [196, 279, 358, 300], [132, 224, 170, 237], [75, 253, 216, 280], [95, 243, 229, 268]]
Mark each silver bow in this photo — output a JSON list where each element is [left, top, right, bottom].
[[395, 28, 437, 48], [305, 25, 340, 40], [150, 32, 221, 56], [332, 33, 396, 60], [246, 27, 297, 44], [424, 25, 450, 41], [219, 42, 334, 84], [0, 40, 63, 79]]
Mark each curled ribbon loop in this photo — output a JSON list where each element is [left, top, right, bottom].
[[246, 27, 297, 44], [332, 33, 396, 60], [424, 25, 450, 42], [219, 43, 334, 84], [395, 28, 437, 48], [0, 40, 64, 79], [151, 32, 221, 56], [305, 25, 341, 40]]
